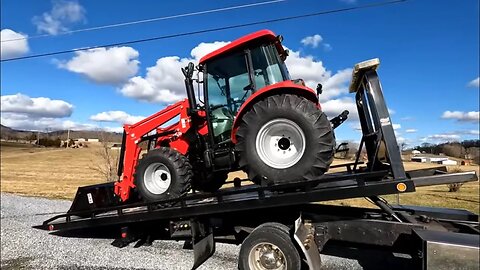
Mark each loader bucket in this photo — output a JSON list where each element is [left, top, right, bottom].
[[68, 182, 123, 215]]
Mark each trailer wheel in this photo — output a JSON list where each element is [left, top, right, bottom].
[[239, 223, 301, 270], [236, 94, 335, 185], [134, 147, 192, 202]]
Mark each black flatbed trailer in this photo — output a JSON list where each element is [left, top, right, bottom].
[[36, 59, 480, 270]]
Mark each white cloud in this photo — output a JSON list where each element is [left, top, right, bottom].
[[0, 29, 29, 60], [301, 34, 323, 48], [102, 126, 124, 133], [422, 134, 461, 142], [458, 130, 480, 136], [190, 41, 230, 59], [1, 93, 73, 118], [59, 46, 140, 84], [1, 111, 125, 132], [120, 42, 229, 103], [300, 34, 332, 51], [441, 111, 480, 122], [351, 122, 362, 132], [32, 0, 86, 35], [396, 136, 407, 144], [285, 50, 351, 100], [321, 97, 358, 120], [118, 41, 351, 106], [468, 77, 479, 88], [405, 129, 417, 133], [90, 111, 144, 125], [0, 112, 95, 131], [392, 123, 401, 130]]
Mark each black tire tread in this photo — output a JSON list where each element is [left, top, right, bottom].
[[134, 147, 192, 201], [236, 94, 335, 184], [238, 222, 301, 270]]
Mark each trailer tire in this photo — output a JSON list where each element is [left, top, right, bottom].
[[134, 147, 192, 202], [236, 94, 335, 185], [239, 223, 301, 270]]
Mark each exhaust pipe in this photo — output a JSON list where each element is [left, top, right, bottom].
[[182, 62, 197, 115]]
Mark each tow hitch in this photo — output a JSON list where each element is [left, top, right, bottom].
[[330, 110, 349, 129]]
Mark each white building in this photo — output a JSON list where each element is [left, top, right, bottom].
[[411, 154, 457, 165]]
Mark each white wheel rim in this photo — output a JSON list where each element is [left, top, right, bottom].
[[143, 163, 171, 195], [248, 242, 287, 270], [255, 118, 306, 169]]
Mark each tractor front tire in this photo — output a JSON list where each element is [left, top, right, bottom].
[[134, 147, 192, 202], [236, 94, 335, 185]]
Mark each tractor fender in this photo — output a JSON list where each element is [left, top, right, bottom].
[[231, 81, 319, 143]]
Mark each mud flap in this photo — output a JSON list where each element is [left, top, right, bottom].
[[191, 218, 215, 270], [294, 216, 322, 270]]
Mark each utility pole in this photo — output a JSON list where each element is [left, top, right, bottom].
[[66, 129, 70, 148]]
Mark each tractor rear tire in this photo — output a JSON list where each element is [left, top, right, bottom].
[[134, 147, 192, 202], [236, 94, 335, 185]]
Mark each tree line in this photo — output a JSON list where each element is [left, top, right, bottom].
[[414, 140, 480, 163]]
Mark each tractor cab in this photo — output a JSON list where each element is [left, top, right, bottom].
[[198, 30, 290, 143]]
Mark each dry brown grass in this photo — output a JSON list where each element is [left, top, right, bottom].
[[1, 142, 478, 213], [1, 142, 104, 199], [323, 161, 479, 214]]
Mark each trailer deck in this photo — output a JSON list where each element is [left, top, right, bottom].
[[36, 166, 476, 233]]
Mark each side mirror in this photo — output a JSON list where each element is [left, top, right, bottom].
[[187, 62, 194, 78], [316, 83, 323, 96], [182, 62, 195, 79], [280, 49, 289, 61]]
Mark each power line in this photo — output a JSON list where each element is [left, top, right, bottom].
[[1, 0, 407, 63], [1, 0, 286, 43]]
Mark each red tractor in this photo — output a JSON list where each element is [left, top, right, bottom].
[[114, 30, 340, 202]]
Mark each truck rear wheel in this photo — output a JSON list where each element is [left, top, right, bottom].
[[236, 94, 335, 185], [134, 147, 192, 202], [238, 223, 301, 270]]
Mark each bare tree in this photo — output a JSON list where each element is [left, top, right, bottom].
[[90, 131, 120, 182], [442, 143, 465, 158], [399, 142, 407, 152]]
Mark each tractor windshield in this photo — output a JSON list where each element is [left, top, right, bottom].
[[206, 44, 289, 142]]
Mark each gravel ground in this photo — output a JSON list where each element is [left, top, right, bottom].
[[1, 193, 363, 269]]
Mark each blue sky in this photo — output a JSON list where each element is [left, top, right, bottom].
[[1, 0, 479, 147]]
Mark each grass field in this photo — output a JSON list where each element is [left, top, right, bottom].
[[1, 141, 479, 214]]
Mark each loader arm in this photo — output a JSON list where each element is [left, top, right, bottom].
[[114, 99, 192, 202]]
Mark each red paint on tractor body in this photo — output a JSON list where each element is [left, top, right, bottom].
[[113, 99, 200, 201], [199, 29, 284, 64]]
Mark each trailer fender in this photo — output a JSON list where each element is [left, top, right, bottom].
[[231, 81, 319, 144], [294, 216, 322, 270]]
